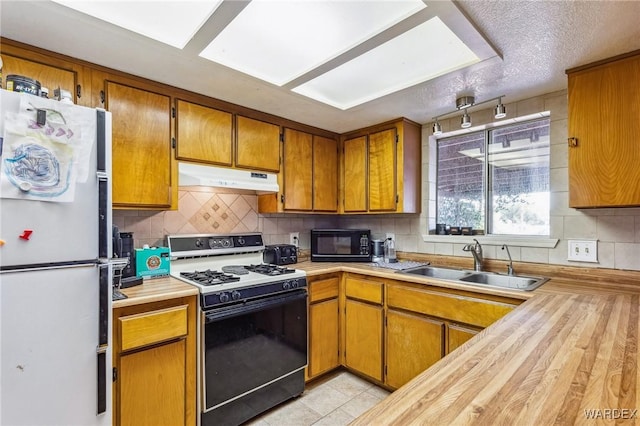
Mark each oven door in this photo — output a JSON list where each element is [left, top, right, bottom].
[[202, 289, 307, 414]]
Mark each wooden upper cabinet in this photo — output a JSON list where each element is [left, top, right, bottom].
[[1, 51, 81, 105], [175, 99, 232, 166], [313, 136, 339, 212], [567, 51, 640, 207], [341, 119, 420, 214], [368, 128, 397, 211], [283, 128, 313, 211], [105, 80, 172, 208], [236, 115, 280, 172], [343, 136, 368, 212]]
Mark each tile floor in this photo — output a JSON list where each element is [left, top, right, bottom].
[[246, 370, 391, 426]]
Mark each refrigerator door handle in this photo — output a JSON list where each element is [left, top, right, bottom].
[[97, 263, 109, 415], [97, 346, 107, 414]]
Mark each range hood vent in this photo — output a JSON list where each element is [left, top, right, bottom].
[[178, 163, 279, 193]]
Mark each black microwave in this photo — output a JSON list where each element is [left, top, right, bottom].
[[310, 229, 371, 262]]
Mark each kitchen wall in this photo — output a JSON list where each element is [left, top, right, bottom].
[[411, 90, 640, 271], [112, 186, 338, 249], [115, 89, 640, 271]]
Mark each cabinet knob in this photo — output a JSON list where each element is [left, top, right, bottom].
[[568, 137, 578, 147]]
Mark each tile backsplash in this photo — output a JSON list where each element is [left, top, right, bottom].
[[114, 89, 640, 272], [113, 186, 338, 249]]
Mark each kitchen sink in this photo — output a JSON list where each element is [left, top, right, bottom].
[[400, 266, 471, 281], [459, 273, 548, 291], [399, 266, 548, 291]]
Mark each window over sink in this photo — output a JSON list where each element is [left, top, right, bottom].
[[435, 117, 551, 236]]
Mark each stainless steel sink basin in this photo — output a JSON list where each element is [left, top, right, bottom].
[[399, 266, 548, 291], [400, 266, 471, 281], [459, 273, 548, 291]]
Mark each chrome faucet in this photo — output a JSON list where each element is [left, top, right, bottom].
[[502, 244, 515, 276], [463, 239, 483, 271]]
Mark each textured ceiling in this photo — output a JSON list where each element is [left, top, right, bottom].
[[1, 0, 639, 133]]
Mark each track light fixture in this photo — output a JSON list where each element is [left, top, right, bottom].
[[431, 94, 506, 135]]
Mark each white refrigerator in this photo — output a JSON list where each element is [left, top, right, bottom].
[[0, 89, 113, 425]]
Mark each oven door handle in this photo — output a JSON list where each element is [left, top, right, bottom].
[[204, 290, 307, 323]]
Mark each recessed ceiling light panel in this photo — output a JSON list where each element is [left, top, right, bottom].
[[292, 17, 480, 109], [199, 0, 426, 86], [51, 0, 223, 49]]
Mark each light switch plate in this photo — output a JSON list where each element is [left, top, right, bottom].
[[567, 239, 598, 263]]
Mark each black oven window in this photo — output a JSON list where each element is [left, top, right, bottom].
[[317, 236, 351, 254]]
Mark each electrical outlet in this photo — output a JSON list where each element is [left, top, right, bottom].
[[289, 232, 299, 247], [386, 233, 395, 241], [567, 239, 598, 263]]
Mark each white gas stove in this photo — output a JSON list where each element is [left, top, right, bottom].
[[168, 233, 307, 309]]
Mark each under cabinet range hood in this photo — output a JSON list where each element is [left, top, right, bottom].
[[178, 162, 279, 193]]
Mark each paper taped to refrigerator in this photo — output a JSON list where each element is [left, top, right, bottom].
[[0, 94, 96, 202]]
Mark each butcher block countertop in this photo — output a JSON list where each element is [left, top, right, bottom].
[[112, 276, 198, 308]]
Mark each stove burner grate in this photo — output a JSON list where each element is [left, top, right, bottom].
[[244, 264, 296, 276], [180, 270, 241, 286]]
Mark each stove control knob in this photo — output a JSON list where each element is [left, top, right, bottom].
[[219, 292, 230, 303], [282, 281, 291, 290], [237, 237, 245, 246], [231, 290, 241, 301], [290, 279, 299, 289]]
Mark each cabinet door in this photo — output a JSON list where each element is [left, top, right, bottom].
[[309, 298, 339, 378], [343, 136, 367, 212], [105, 81, 172, 208], [313, 136, 338, 212], [344, 299, 383, 381], [386, 309, 444, 389], [119, 339, 187, 426], [448, 323, 479, 354], [568, 54, 640, 207], [2, 54, 77, 102], [236, 115, 280, 172], [175, 99, 232, 166], [368, 128, 397, 211], [283, 128, 313, 210]]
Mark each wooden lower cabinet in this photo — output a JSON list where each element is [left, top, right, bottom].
[[448, 323, 480, 354], [385, 309, 444, 389], [383, 280, 521, 389], [307, 276, 340, 380], [120, 339, 187, 426], [343, 275, 384, 382], [344, 298, 383, 382], [113, 296, 197, 426]]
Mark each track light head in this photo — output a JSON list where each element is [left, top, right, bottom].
[[461, 111, 472, 128], [494, 98, 506, 119], [432, 120, 442, 135]]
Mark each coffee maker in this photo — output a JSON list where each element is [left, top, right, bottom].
[[112, 226, 143, 288]]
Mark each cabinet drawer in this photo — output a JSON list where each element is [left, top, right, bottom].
[[345, 276, 383, 305], [387, 286, 515, 328], [119, 305, 188, 351], [309, 277, 339, 303]]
